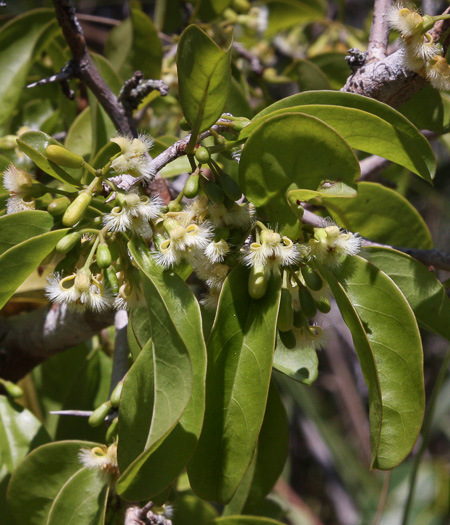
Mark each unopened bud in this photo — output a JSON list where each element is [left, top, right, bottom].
[[62, 191, 92, 227], [97, 243, 112, 269], [55, 232, 82, 254], [248, 265, 268, 300], [110, 381, 123, 408], [47, 196, 70, 216], [277, 288, 294, 332], [88, 401, 112, 427], [45, 145, 85, 169]]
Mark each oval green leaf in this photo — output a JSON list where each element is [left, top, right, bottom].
[[188, 265, 281, 504], [322, 181, 433, 249], [319, 256, 425, 470], [177, 25, 231, 140], [7, 440, 105, 525], [0, 228, 69, 309], [16, 131, 80, 186], [364, 246, 450, 341], [243, 90, 435, 182], [273, 332, 319, 385], [239, 112, 359, 237], [0, 210, 54, 256]]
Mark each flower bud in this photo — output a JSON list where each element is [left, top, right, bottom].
[[299, 286, 317, 319], [220, 173, 242, 201], [88, 401, 112, 427], [167, 200, 182, 212], [279, 329, 296, 349], [248, 265, 268, 299], [110, 380, 123, 408], [277, 288, 294, 332], [195, 146, 211, 164], [47, 196, 71, 216], [96, 243, 112, 269], [62, 191, 92, 227], [183, 174, 200, 198], [0, 379, 24, 399], [55, 232, 82, 254], [45, 144, 85, 169], [204, 181, 225, 203], [301, 266, 323, 291], [231, 0, 251, 13]]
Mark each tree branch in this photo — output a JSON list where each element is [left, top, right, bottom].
[[0, 304, 114, 382], [367, 0, 391, 63], [51, 0, 135, 136]]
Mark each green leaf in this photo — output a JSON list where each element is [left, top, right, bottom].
[[7, 441, 107, 525], [105, 8, 162, 81], [127, 305, 152, 360], [319, 256, 425, 470], [177, 25, 231, 141], [17, 131, 80, 186], [0, 229, 68, 310], [239, 112, 359, 237], [0, 9, 55, 130], [295, 58, 332, 91], [0, 210, 53, 256], [399, 85, 450, 134], [287, 181, 357, 205], [172, 492, 219, 525], [65, 107, 92, 159], [116, 241, 205, 500], [188, 266, 281, 504], [266, 0, 325, 37], [322, 181, 433, 249], [273, 332, 319, 385], [0, 397, 50, 525], [308, 52, 350, 89], [244, 90, 435, 182], [364, 246, 450, 341], [214, 517, 286, 525]]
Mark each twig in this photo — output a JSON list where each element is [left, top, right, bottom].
[[49, 410, 93, 417], [359, 155, 391, 180], [27, 60, 76, 100], [109, 310, 129, 396], [118, 72, 169, 113], [367, 0, 392, 63], [232, 42, 264, 75], [302, 209, 450, 271], [125, 502, 173, 525], [0, 304, 114, 382], [51, 0, 135, 136]]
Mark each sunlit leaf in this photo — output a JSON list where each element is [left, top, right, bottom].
[[0, 210, 53, 256]]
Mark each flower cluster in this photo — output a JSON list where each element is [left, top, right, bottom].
[[388, 3, 450, 90]]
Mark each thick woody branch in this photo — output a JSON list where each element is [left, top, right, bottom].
[[52, 0, 135, 136], [0, 304, 114, 382], [302, 209, 450, 271], [367, 0, 391, 63]]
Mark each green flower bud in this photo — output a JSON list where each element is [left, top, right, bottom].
[[279, 329, 296, 349], [62, 191, 92, 227], [299, 285, 317, 319], [104, 267, 119, 294], [220, 173, 242, 201], [167, 200, 182, 212], [55, 232, 82, 254], [180, 117, 191, 131], [106, 417, 119, 444], [231, 0, 251, 13], [97, 243, 112, 269], [110, 381, 123, 408], [47, 196, 71, 216], [277, 288, 294, 332], [248, 265, 268, 300], [301, 266, 323, 291], [183, 174, 200, 199], [315, 296, 331, 314], [88, 401, 112, 427], [45, 144, 85, 169], [195, 146, 211, 164], [0, 379, 24, 399], [204, 181, 225, 203]]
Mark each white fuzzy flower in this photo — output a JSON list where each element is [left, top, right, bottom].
[[3, 164, 36, 214], [79, 444, 118, 475], [308, 222, 360, 266], [103, 192, 161, 235], [110, 134, 153, 177], [6, 196, 35, 214], [113, 279, 144, 310], [205, 239, 230, 263], [425, 55, 450, 90], [293, 324, 328, 350], [388, 3, 423, 37]]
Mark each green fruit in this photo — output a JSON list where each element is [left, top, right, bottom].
[[231, 0, 251, 13], [220, 173, 242, 201], [195, 146, 211, 164], [104, 267, 119, 294], [88, 401, 111, 427], [277, 288, 294, 332], [97, 243, 112, 269], [110, 381, 123, 408], [0, 379, 24, 399], [106, 417, 119, 444], [315, 296, 331, 314], [167, 200, 182, 212], [299, 285, 317, 318], [184, 174, 200, 198], [204, 182, 225, 203], [47, 196, 70, 216], [279, 329, 297, 349], [46, 144, 84, 169], [301, 266, 323, 291], [55, 232, 82, 254], [248, 265, 268, 299], [62, 191, 92, 227]]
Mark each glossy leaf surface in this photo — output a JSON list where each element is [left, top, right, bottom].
[[239, 112, 359, 237], [273, 332, 319, 385], [177, 25, 231, 138], [322, 182, 432, 249], [7, 441, 107, 525], [364, 247, 450, 341], [319, 256, 425, 469], [0, 229, 68, 309], [0, 210, 53, 256], [243, 91, 435, 182], [188, 266, 281, 503]]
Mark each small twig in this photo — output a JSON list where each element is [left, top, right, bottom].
[[125, 502, 173, 525], [109, 310, 129, 397], [373, 471, 391, 525], [359, 155, 391, 181], [367, 0, 392, 63], [118, 72, 169, 113], [50, 410, 93, 417], [232, 42, 264, 75], [27, 60, 76, 100]]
